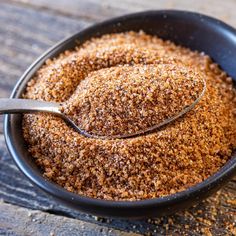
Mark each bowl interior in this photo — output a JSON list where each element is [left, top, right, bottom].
[[4, 10, 236, 217]]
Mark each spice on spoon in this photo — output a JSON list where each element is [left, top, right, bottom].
[[61, 64, 205, 137]]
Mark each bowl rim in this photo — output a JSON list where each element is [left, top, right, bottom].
[[4, 9, 236, 209]]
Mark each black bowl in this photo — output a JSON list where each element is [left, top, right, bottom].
[[4, 10, 236, 219]]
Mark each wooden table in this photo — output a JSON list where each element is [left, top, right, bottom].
[[0, 1, 235, 235]]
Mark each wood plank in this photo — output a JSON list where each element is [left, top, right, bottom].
[[0, 134, 235, 235], [9, 0, 236, 27], [0, 202, 140, 236]]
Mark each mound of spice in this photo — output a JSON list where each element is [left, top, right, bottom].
[[23, 31, 236, 201], [61, 64, 205, 137]]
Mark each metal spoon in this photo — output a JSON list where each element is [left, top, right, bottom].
[[0, 81, 206, 139]]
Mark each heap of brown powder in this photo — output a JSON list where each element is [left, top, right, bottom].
[[23, 31, 236, 200], [61, 63, 205, 137]]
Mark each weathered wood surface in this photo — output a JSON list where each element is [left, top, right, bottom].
[[0, 202, 140, 236], [10, 0, 236, 26], [0, 1, 235, 235]]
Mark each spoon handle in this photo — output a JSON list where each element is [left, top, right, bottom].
[[0, 98, 61, 115]]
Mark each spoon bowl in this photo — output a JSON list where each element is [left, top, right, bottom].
[[0, 73, 206, 140]]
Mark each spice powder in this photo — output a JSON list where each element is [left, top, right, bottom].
[[61, 63, 205, 137], [23, 31, 236, 201]]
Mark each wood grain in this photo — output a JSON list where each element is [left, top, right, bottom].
[[0, 202, 140, 236], [0, 1, 235, 235], [9, 0, 236, 27]]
